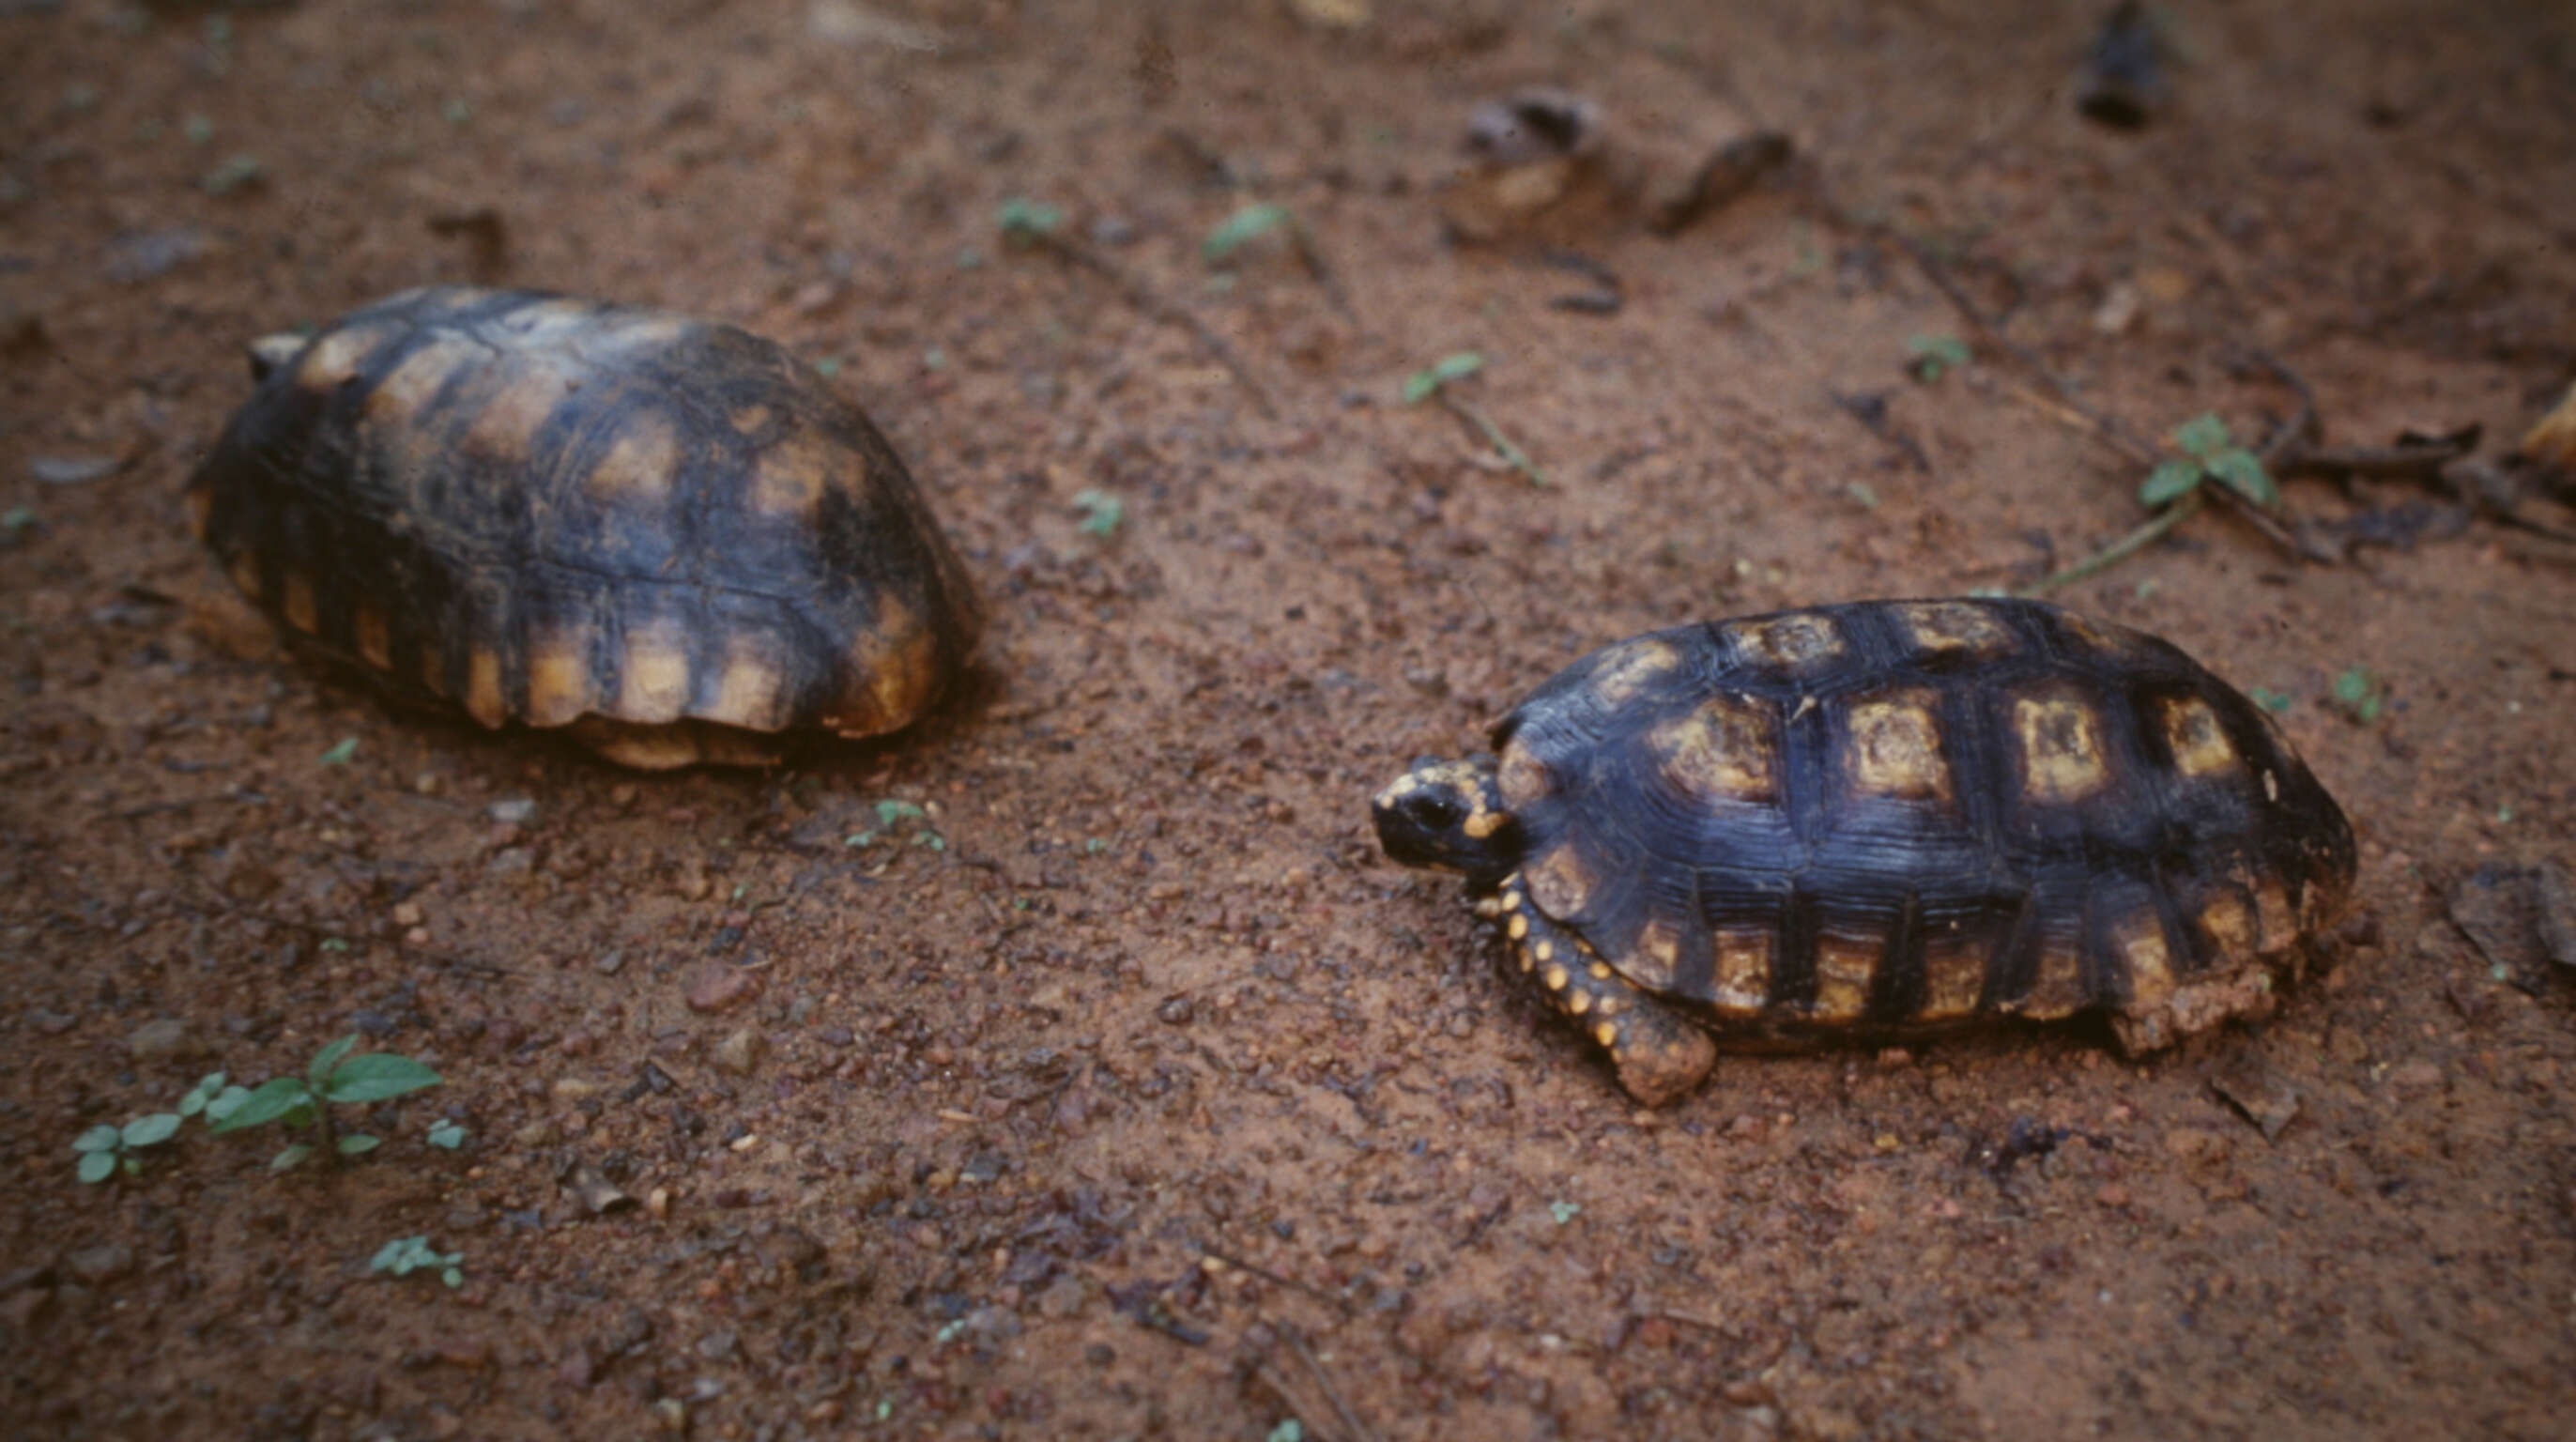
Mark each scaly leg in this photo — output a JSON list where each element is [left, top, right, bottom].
[[1489, 874, 1716, 1107]]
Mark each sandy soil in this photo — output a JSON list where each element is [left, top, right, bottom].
[[5, 1, 2575, 1437]]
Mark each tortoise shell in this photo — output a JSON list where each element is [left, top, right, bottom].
[[1372, 598, 2356, 1106], [186, 286, 980, 769]]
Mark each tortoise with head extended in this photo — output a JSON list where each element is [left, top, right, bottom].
[[1373, 598, 2355, 1106], [186, 286, 979, 769]]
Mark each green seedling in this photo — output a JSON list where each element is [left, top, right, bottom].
[[2248, 687, 2295, 715], [210, 1034, 442, 1172], [200, 153, 263, 196], [1906, 332, 1971, 382], [318, 736, 360, 766], [846, 799, 943, 852], [1549, 1200, 1582, 1225], [1072, 488, 1125, 537], [1404, 352, 1548, 486], [370, 1235, 465, 1288], [427, 1120, 468, 1150], [1202, 203, 1295, 264], [179, 1070, 251, 1125], [2331, 667, 2384, 724], [2139, 413, 2277, 510], [73, 1112, 182, 1184], [996, 197, 1066, 242]]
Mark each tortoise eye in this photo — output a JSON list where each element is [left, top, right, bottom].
[[1409, 793, 1465, 830]]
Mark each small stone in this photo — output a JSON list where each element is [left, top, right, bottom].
[[30, 1009, 77, 1035], [651, 1397, 687, 1434], [2164, 1127, 2225, 1162], [126, 1018, 196, 1060], [64, 1244, 134, 1286], [647, 1187, 671, 1219], [392, 901, 425, 928], [1157, 996, 1194, 1025], [696, 1329, 739, 1361], [1036, 1276, 1088, 1317], [2388, 1060, 2445, 1090], [550, 1078, 605, 1102], [513, 1120, 558, 1147], [2095, 1184, 2132, 1208], [685, 963, 762, 1015], [713, 1028, 764, 1076], [592, 950, 626, 976], [488, 797, 538, 825]]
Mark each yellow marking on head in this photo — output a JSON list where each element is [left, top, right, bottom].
[[1526, 842, 1596, 918], [463, 361, 576, 464], [1649, 694, 1777, 805], [1594, 1021, 1619, 1049], [1712, 927, 1771, 1017], [1533, 940, 1554, 962], [1918, 936, 1986, 1020], [466, 649, 507, 729], [753, 433, 835, 515], [1496, 736, 1550, 807], [2015, 693, 2110, 803], [1628, 917, 1682, 989], [1588, 961, 1613, 981], [585, 410, 679, 504], [2016, 941, 2085, 1020], [2197, 891, 2254, 961], [1894, 601, 2011, 658], [1729, 612, 1843, 667], [354, 606, 391, 670], [2161, 695, 2237, 777], [618, 619, 694, 723], [524, 623, 594, 728], [365, 336, 480, 426], [1589, 637, 1682, 707], [281, 573, 318, 634], [1812, 939, 1879, 1022], [297, 326, 384, 391], [1507, 913, 1528, 941], [2114, 910, 2176, 1010], [732, 404, 772, 435], [1500, 887, 1525, 911], [1846, 691, 1950, 801], [1543, 964, 1571, 992], [1518, 947, 1535, 973], [707, 639, 789, 732], [1464, 810, 1505, 839], [226, 552, 264, 601], [1566, 989, 1594, 1016]]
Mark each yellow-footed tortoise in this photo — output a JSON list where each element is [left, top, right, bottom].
[[186, 286, 979, 769], [1372, 598, 2356, 1106]]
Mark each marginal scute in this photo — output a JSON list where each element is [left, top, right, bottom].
[[1711, 927, 1771, 1016], [2014, 691, 2111, 803], [355, 606, 392, 669], [282, 573, 318, 634], [466, 649, 507, 729], [524, 622, 595, 728], [1812, 938, 1878, 1022], [708, 639, 788, 732], [1918, 936, 1986, 1020], [2016, 941, 2086, 1020], [618, 619, 694, 722], [2113, 909, 2177, 1010], [1649, 693, 1775, 804], [2196, 890, 2255, 962]]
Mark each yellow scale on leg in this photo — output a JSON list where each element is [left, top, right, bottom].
[[1492, 874, 1716, 1107]]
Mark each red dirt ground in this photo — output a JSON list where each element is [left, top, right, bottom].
[[4, 1, 2574, 1437]]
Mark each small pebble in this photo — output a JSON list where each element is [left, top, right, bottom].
[[685, 963, 762, 1014], [713, 1028, 763, 1076], [64, 1244, 134, 1286], [126, 1018, 195, 1060], [488, 797, 538, 825]]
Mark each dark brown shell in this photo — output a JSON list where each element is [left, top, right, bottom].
[[1491, 599, 2354, 1048], [185, 287, 979, 767]]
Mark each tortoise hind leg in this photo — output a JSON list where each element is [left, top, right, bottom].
[[1494, 876, 1715, 1107]]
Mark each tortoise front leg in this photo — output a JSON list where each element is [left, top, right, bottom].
[[1491, 875, 1716, 1107]]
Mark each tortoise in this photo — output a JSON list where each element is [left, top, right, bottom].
[[1372, 598, 2356, 1106], [186, 286, 980, 769]]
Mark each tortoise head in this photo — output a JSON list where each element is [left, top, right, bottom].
[[1372, 755, 1521, 887]]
